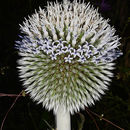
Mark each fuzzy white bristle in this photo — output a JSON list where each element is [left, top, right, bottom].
[[16, 0, 122, 115]]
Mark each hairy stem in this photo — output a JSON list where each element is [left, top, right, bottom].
[[56, 106, 71, 130]]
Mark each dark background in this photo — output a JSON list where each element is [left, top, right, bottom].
[[0, 0, 130, 130]]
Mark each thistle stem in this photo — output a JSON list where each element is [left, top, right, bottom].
[[56, 106, 71, 130]]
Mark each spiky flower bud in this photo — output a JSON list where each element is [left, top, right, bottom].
[[16, 0, 122, 114]]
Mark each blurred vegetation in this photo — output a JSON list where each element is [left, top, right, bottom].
[[0, 0, 129, 130]]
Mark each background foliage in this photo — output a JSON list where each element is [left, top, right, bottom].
[[0, 0, 129, 130]]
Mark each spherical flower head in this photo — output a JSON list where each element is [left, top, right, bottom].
[[16, 0, 123, 114]]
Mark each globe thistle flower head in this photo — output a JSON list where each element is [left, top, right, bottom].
[[16, 0, 122, 114]]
